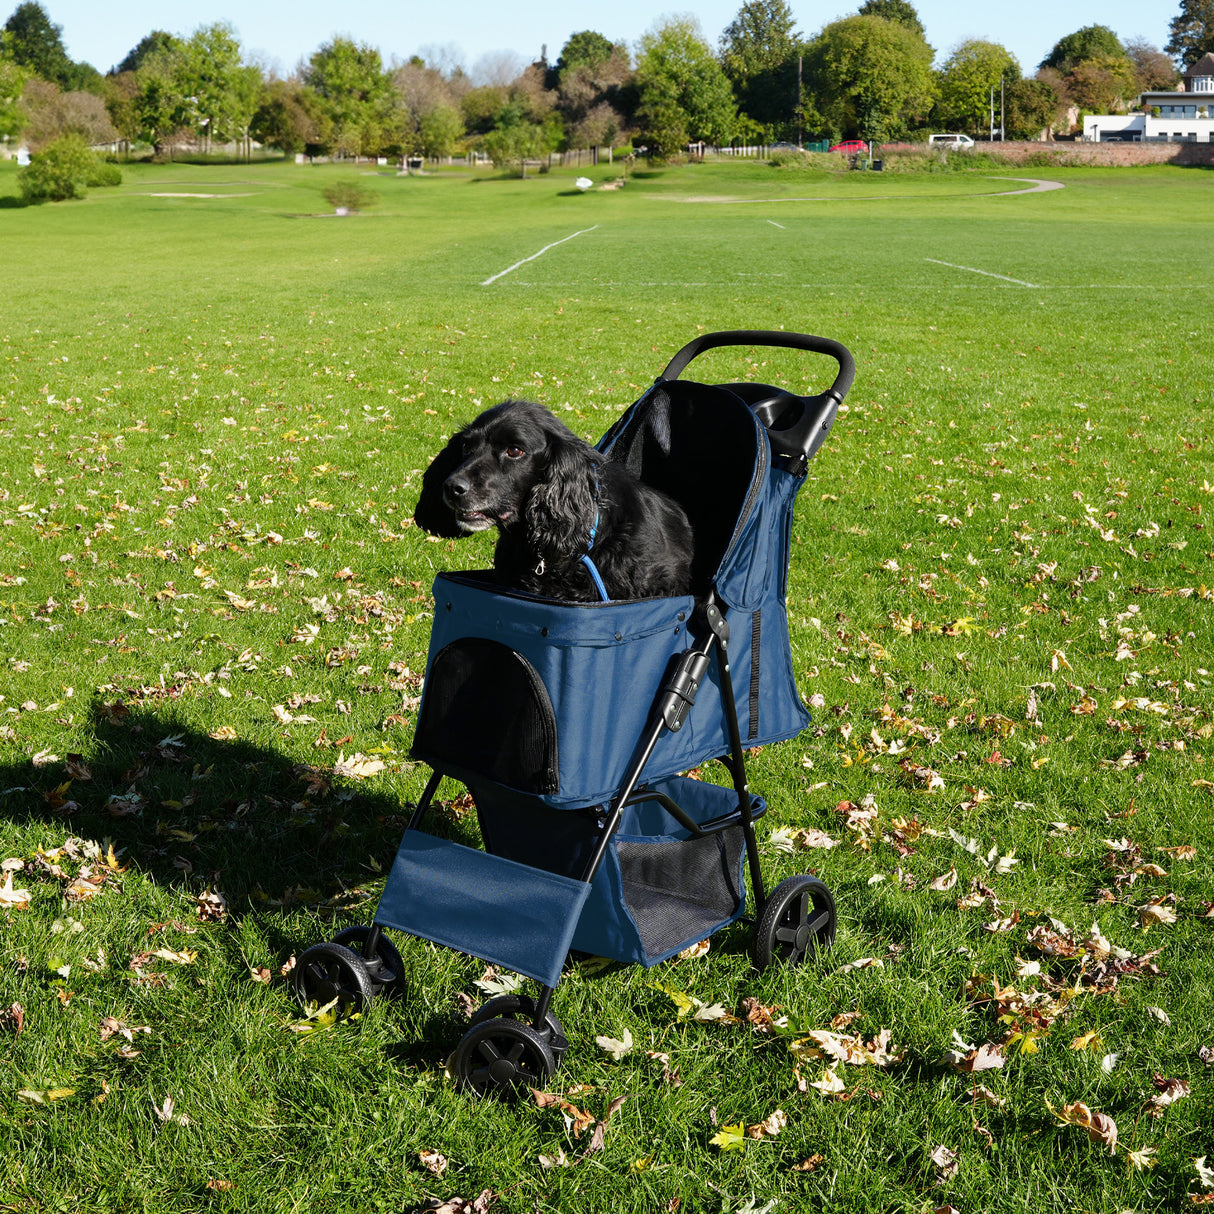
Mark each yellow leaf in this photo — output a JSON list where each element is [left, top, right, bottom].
[[709, 1123, 748, 1151], [1070, 1031, 1103, 1053]]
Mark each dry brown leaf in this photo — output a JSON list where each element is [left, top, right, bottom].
[[929, 866, 959, 893], [418, 1148, 448, 1176], [1050, 1101, 1118, 1153]]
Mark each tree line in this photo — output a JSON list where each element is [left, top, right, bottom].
[[2, 0, 1212, 165]]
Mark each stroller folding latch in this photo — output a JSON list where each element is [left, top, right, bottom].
[[291, 330, 854, 1096]]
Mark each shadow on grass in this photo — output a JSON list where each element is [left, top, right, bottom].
[[1, 701, 447, 937]]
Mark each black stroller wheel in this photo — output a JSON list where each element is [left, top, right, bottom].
[[469, 994, 568, 1066], [753, 874, 836, 970], [292, 941, 375, 1013], [331, 926, 406, 997], [452, 1018, 556, 1098]]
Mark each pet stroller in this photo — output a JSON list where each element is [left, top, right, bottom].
[[291, 330, 855, 1096]]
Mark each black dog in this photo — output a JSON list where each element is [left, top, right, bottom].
[[414, 400, 694, 602]]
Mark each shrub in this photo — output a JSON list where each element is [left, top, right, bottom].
[[322, 178, 378, 213], [17, 134, 96, 203], [86, 160, 123, 188]]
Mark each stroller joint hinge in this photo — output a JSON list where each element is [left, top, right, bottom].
[[658, 651, 710, 732], [702, 602, 730, 651]]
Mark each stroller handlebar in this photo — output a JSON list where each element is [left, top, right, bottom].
[[658, 330, 855, 470]]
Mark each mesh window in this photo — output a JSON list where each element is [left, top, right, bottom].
[[412, 638, 560, 795], [616, 828, 744, 960]]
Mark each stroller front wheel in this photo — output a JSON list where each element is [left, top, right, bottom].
[[291, 941, 375, 1013], [331, 925, 406, 997], [753, 874, 836, 970], [452, 1018, 556, 1098], [469, 994, 569, 1066]]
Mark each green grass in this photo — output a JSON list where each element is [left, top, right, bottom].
[[0, 156, 1211, 1213]]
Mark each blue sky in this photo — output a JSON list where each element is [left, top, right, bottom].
[[38, 0, 1175, 78]]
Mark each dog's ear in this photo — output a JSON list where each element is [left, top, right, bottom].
[[413, 433, 468, 538], [526, 426, 598, 558]]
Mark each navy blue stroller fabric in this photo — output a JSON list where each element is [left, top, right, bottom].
[[377, 373, 821, 974]]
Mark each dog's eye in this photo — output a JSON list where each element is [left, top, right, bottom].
[[504, 445, 526, 459]]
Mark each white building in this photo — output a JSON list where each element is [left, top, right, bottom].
[[1084, 52, 1214, 143]]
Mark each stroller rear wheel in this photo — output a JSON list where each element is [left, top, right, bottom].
[[292, 941, 375, 1013], [469, 994, 568, 1066], [451, 1018, 556, 1098], [331, 925, 406, 997], [753, 874, 836, 969]]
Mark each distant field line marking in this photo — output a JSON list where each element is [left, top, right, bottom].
[[682, 177, 1064, 205], [482, 226, 600, 285], [767, 220, 786, 228], [925, 258, 1040, 287], [483, 280, 1150, 290]]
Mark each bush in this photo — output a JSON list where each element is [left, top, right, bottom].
[[321, 178, 378, 213], [18, 134, 96, 203], [86, 160, 123, 188]]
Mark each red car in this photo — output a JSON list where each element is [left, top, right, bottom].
[[829, 140, 869, 154]]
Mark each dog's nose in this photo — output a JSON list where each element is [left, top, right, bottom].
[[444, 474, 469, 504]]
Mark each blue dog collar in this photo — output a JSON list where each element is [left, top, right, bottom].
[[581, 465, 609, 601]]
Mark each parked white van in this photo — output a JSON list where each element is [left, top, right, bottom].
[[928, 133, 975, 149]]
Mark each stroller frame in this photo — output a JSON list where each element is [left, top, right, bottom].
[[291, 331, 855, 1097]]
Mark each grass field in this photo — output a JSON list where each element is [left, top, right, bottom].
[[0, 156, 1212, 1213]]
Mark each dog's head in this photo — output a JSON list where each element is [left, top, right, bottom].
[[413, 400, 598, 554]]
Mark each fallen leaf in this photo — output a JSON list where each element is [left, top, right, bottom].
[[333, 752, 386, 779], [1049, 1101, 1118, 1154], [834, 957, 884, 974], [929, 1144, 959, 1180], [929, 866, 959, 892], [595, 1026, 634, 1061], [945, 1043, 1005, 1074], [418, 1148, 448, 1176], [808, 1066, 846, 1097], [709, 1123, 748, 1151], [474, 967, 522, 997], [0, 870, 31, 909], [746, 1108, 788, 1139], [791, 1154, 825, 1172], [17, 1087, 75, 1104]]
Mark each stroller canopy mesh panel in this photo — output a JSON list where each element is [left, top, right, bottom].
[[600, 380, 768, 607]]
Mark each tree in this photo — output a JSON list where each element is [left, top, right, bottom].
[[554, 31, 617, 79], [1040, 25, 1125, 70], [3, 1, 72, 86], [178, 24, 260, 151], [1, 35, 30, 142], [1166, 0, 1214, 66], [132, 43, 192, 157], [856, 0, 926, 41], [719, 0, 801, 139], [392, 59, 467, 156], [250, 77, 314, 155], [1004, 77, 1060, 138], [1125, 37, 1179, 91], [303, 38, 396, 156], [635, 16, 737, 154], [481, 100, 547, 175], [934, 40, 1019, 135], [1066, 56, 1137, 113], [552, 31, 631, 150], [802, 14, 935, 143], [115, 31, 181, 75], [20, 76, 116, 149]]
